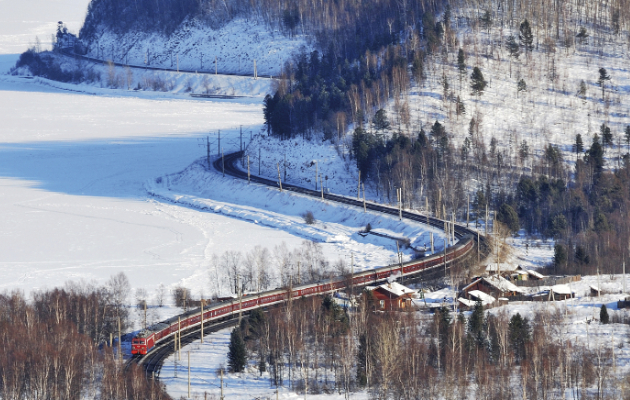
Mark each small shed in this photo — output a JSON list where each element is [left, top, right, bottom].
[[590, 285, 601, 296], [549, 284, 573, 301], [467, 290, 496, 306]]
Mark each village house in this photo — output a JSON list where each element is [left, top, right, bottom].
[[366, 282, 417, 310], [461, 275, 525, 299]]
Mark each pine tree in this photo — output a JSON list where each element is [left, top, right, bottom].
[[587, 134, 605, 175], [508, 313, 530, 362], [227, 327, 247, 372], [517, 79, 527, 95], [467, 301, 485, 348], [598, 68, 611, 100], [600, 304, 610, 324], [506, 35, 520, 58], [470, 67, 487, 95], [600, 123, 613, 147], [519, 20, 534, 52], [574, 134, 584, 155]]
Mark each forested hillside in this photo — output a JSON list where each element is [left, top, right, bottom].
[[262, 0, 630, 277]]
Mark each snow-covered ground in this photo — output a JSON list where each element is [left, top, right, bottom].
[[84, 18, 311, 77]]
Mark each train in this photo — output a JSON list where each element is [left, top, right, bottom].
[[131, 234, 475, 356]]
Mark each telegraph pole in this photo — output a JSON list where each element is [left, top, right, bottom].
[[200, 300, 204, 343], [284, 153, 287, 182], [220, 369, 225, 400], [206, 136, 210, 167], [466, 194, 470, 227], [363, 183, 366, 212], [254, 59, 257, 79], [259, 148, 261, 175], [188, 351, 191, 398], [178, 316, 181, 360], [357, 171, 360, 199], [215, 56, 218, 75], [143, 302, 147, 330], [222, 150, 225, 177], [247, 155, 250, 184], [118, 317, 122, 364], [315, 161, 318, 190], [218, 130, 221, 157], [240, 125, 243, 151], [277, 162, 282, 191]]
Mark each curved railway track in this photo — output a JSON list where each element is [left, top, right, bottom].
[[131, 150, 488, 380], [217, 151, 487, 242]]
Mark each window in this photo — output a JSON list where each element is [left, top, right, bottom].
[[379, 300, 385, 309]]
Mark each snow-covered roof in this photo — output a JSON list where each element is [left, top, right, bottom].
[[376, 282, 417, 297], [468, 290, 496, 305], [483, 275, 525, 294], [458, 298, 476, 307], [551, 284, 573, 295], [486, 263, 518, 273], [525, 269, 545, 279]]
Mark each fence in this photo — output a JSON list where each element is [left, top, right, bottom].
[[513, 275, 581, 287]]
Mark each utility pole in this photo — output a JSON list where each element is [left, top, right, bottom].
[[118, 317, 122, 364], [315, 161, 318, 190], [259, 148, 261, 175], [398, 188, 402, 220], [357, 171, 361, 199], [178, 316, 181, 361], [143, 302, 147, 330], [284, 153, 287, 182], [485, 203, 488, 235], [206, 136, 210, 167], [624, 259, 627, 294], [220, 369, 225, 400], [253, 59, 257, 79], [200, 52, 203, 70], [362, 183, 366, 212], [177, 53, 179, 73], [240, 125, 243, 151], [200, 300, 204, 343], [430, 232, 434, 253], [320, 174, 324, 200], [222, 150, 225, 177], [188, 351, 191, 398], [247, 155, 250, 184], [466, 194, 470, 227], [277, 162, 282, 191], [218, 130, 221, 157]]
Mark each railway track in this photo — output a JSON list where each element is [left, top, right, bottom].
[[216, 151, 487, 243], [131, 150, 487, 380], [59, 49, 273, 79], [133, 317, 240, 379]]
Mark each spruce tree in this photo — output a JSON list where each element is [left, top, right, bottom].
[[470, 67, 487, 95], [600, 304, 610, 324], [519, 20, 534, 52], [227, 327, 247, 372], [467, 301, 485, 348], [506, 35, 520, 58], [517, 79, 527, 94], [598, 68, 611, 100], [600, 123, 613, 146], [508, 313, 530, 362], [574, 134, 584, 155]]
